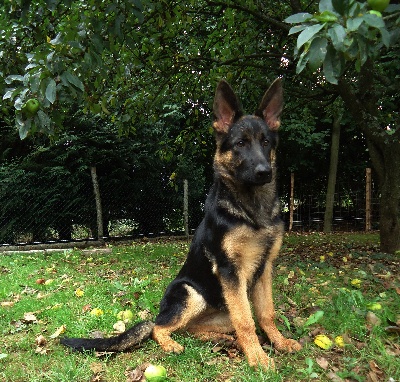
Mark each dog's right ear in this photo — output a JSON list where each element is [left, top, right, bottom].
[[213, 80, 242, 134]]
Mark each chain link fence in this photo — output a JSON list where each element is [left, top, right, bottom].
[[0, 166, 380, 248]]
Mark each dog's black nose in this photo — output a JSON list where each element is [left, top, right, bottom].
[[254, 164, 272, 183]]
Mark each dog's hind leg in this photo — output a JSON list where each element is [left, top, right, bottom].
[[152, 282, 207, 353], [252, 236, 302, 353], [186, 309, 235, 343]]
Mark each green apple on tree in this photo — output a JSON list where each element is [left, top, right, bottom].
[[22, 99, 40, 116], [367, 0, 390, 12]]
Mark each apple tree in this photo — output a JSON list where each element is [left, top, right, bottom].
[[0, 0, 146, 138], [285, 0, 400, 253]]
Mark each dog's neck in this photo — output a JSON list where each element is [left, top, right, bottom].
[[214, 172, 280, 228]]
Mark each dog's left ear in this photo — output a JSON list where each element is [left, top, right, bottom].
[[255, 78, 283, 131]]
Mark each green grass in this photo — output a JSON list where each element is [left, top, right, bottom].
[[0, 233, 399, 381]]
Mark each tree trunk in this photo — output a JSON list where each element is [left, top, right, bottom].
[[324, 112, 342, 233], [338, 74, 400, 253], [375, 141, 400, 253]]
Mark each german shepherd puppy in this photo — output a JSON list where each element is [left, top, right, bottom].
[[61, 79, 301, 369]]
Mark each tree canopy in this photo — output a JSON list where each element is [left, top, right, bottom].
[[1, 0, 399, 252]]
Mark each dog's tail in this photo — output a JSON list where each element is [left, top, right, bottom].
[[60, 321, 155, 352]]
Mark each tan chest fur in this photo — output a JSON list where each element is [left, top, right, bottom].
[[221, 224, 277, 285]]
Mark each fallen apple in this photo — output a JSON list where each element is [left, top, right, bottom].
[[367, 0, 390, 12], [22, 98, 40, 116], [116, 309, 134, 323], [144, 364, 167, 381]]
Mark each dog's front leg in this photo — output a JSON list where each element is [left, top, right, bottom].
[[252, 238, 302, 353], [222, 280, 274, 370]]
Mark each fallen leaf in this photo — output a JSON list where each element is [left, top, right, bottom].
[[50, 325, 66, 339], [327, 371, 344, 381], [1, 301, 14, 307], [23, 312, 38, 323], [82, 304, 92, 312], [137, 310, 151, 320], [366, 311, 381, 327], [367, 360, 385, 382], [36, 335, 47, 346], [113, 320, 126, 333], [90, 308, 104, 316], [334, 336, 345, 348], [315, 356, 329, 369], [90, 362, 104, 374], [350, 278, 362, 288], [314, 335, 332, 350], [125, 366, 146, 382], [35, 346, 48, 355]]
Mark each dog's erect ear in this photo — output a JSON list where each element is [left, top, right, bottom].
[[213, 80, 242, 134], [255, 78, 283, 131]]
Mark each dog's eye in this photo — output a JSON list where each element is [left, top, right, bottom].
[[236, 140, 245, 147], [262, 139, 270, 147]]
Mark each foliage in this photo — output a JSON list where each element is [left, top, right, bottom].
[[285, 0, 400, 84], [0, 112, 207, 242]]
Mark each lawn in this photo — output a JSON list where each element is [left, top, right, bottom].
[[0, 232, 399, 381]]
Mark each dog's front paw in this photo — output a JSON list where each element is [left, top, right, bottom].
[[160, 340, 184, 354], [275, 338, 302, 353], [246, 349, 275, 371]]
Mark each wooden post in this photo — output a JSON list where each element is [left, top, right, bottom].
[[365, 168, 372, 231], [289, 172, 294, 232], [183, 179, 189, 238], [90, 166, 104, 242]]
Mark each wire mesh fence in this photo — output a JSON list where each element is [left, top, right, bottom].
[[0, 166, 380, 248]]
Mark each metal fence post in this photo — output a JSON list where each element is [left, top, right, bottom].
[[90, 166, 104, 242]]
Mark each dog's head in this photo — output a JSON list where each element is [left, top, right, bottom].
[[212, 79, 283, 186]]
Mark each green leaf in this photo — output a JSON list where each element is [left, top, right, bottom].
[[296, 50, 309, 74], [363, 14, 385, 29], [0, 353, 8, 360], [5, 75, 24, 84], [37, 110, 51, 132], [45, 79, 57, 104], [379, 27, 391, 48], [289, 25, 308, 36], [297, 24, 325, 49], [328, 24, 347, 51], [347, 17, 363, 32], [323, 45, 342, 84], [304, 310, 324, 327], [319, 0, 336, 13], [61, 71, 84, 92], [332, 0, 350, 15], [18, 118, 31, 139], [308, 37, 328, 72], [284, 13, 313, 24], [313, 10, 338, 23]]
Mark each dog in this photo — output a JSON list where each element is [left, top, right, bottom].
[[61, 78, 301, 370]]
